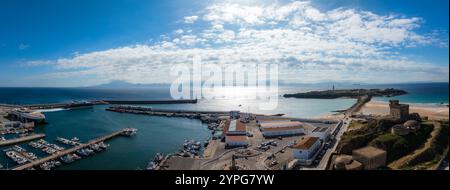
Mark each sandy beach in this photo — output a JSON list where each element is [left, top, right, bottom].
[[359, 101, 449, 120]]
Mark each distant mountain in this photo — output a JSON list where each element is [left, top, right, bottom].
[[85, 80, 170, 89]]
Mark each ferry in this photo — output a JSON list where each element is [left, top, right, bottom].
[[64, 101, 93, 110], [8, 108, 46, 125]]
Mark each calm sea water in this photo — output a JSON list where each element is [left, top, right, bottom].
[[0, 83, 447, 169], [1, 105, 210, 170]]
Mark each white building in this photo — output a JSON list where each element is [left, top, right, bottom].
[[292, 136, 321, 161], [225, 135, 248, 148], [260, 121, 305, 138], [310, 126, 331, 141], [261, 127, 304, 137]]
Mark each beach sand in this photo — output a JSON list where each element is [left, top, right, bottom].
[[359, 101, 449, 120]]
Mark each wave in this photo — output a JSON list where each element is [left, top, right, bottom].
[[36, 108, 68, 112]]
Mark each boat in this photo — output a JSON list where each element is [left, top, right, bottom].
[[98, 142, 109, 149], [60, 155, 75, 163], [122, 128, 138, 136], [64, 101, 93, 110], [71, 137, 80, 142], [89, 144, 102, 152], [40, 162, 52, 170], [146, 162, 157, 170], [7, 108, 46, 125], [72, 154, 81, 160], [76, 149, 91, 157]]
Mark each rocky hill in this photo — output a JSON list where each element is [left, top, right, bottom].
[[283, 88, 407, 99]]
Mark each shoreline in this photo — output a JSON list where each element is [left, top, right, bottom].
[[359, 100, 449, 120]]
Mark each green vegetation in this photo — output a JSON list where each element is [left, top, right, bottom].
[[370, 123, 433, 163], [348, 120, 367, 130], [337, 118, 403, 155], [401, 121, 449, 169]]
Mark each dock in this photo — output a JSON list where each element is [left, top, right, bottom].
[[19, 99, 197, 110], [12, 129, 128, 170], [0, 134, 46, 147], [103, 99, 197, 104]]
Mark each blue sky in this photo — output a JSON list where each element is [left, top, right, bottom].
[[0, 0, 448, 87]]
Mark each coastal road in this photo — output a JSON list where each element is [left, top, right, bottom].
[[316, 118, 351, 170]]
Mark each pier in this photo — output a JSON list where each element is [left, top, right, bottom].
[[103, 99, 197, 104], [0, 134, 46, 147], [19, 99, 197, 110], [12, 129, 129, 170]]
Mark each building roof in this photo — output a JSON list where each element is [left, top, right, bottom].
[[224, 119, 246, 133], [292, 136, 319, 150], [225, 135, 247, 142], [312, 126, 329, 133], [352, 146, 386, 158], [262, 126, 303, 132], [260, 121, 303, 128]]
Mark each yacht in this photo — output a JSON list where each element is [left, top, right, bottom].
[[60, 155, 75, 163]]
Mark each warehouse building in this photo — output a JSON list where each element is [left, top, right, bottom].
[[224, 119, 247, 136], [259, 121, 305, 138], [225, 135, 248, 148]]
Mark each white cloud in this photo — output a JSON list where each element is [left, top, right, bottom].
[[28, 1, 449, 85], [184, 15, 199, 24]]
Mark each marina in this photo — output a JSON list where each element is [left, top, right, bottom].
[[0, 134, 46, 147], [11, 128, 136, 170]]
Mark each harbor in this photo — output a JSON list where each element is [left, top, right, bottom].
[[22, 99, 198, 110], [0, 134, 46, 147], [12, 128, 136, 170]]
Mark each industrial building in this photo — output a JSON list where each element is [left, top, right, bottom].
[[352, 146, 387, 170], [225, 135, 248, 148], [259, 121, 305, 138], [224, 119, 248, 148], [292, 136, 321, 164], [310, 126, 331, 141], [261, 126, 305, 138], [224, 119, 247, 136]]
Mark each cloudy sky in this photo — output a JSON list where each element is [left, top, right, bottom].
[[0, 0, 448, 87]]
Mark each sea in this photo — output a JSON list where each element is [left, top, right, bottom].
[[0, 82, 447, 169]]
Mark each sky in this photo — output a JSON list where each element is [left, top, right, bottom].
[[0, 0, 448, 87]]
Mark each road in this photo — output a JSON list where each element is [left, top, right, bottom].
[[316, 117, 351, 170]]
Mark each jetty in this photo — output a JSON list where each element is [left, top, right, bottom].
[[0, 134, 46, 147], [12, 129, 131, 170], [20, 99, 197, 110], [103, 99, 197, 104]]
